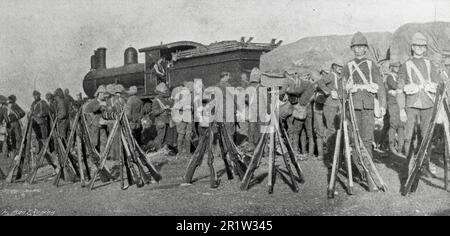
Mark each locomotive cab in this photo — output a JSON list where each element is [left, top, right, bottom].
[[138, 41, 206, 98]]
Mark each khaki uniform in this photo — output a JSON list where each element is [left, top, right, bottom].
[[385, 72, 405, 152], [108, 96, 126, 161], [152, 94, 171, 150], [84, 99, 109, 154], [313, 80, 326, 158], [5, 103, 25, 156], [286, 80, 316, 156], [55, 95, 70, 140], [31, 99, 50, 141], [398, 57, 441, 156], [343, 57, 386, 157], [317, 71, 343, 158], [126, 95, 143, 143]]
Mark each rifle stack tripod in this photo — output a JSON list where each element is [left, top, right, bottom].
[[402, 82, 449, 196], [184, 121, 248, 188], [184, 92, 305, 194], [328, 82, 387, 198], [2, 107, 162, 191]]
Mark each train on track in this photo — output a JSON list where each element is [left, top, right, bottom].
[[83, 38, 282, 101]]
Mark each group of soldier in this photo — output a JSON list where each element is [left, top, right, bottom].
[[283, 31, 450, 183], [134, 31, 450, 191], [2, 31, 450, 190], [0, 88, 82, 173], [280, 31, 450, 184]]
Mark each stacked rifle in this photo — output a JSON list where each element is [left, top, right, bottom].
[[240, 96, 305, 194], [184, 121, 248, 188], [4, 110, 102, 186], [87, 108, 162, 190], [4, 117, 44, 184], [402, 82, 449, 195], [3, 106, 162, 191], [328, 80, 387, 198]]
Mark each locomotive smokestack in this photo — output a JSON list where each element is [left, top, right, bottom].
[[97, 47, 107, 69]]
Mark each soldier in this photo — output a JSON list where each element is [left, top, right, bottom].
[[398, 32, 442, 176], [313, 73, 328, 160], [344, 32, 386, 155], [45, 92, 57, 119], [5, 95, 26, 158], [286, 72, 316, 159], [126, 86, 143, 143], [385, 61, 405, 156], [152, 82, 172, 151], [216, 72, 236, 140], [247, 68, 263, 151], [317, 62, 344, 157], [64, 88, 76, 118], [108, 84, 127, 162], [30, 91, 51, 156], [84, 85, 109, 154], [54, 88, 70, 140], [173, 82, 194, 157], [344, 32, 386, 191], [153, 58, 167, 84]]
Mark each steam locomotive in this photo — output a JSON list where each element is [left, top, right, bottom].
[[83, 38, 281, 100]]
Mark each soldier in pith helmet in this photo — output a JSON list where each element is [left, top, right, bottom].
[[398, 32, 442, 176], [343, 32, 386, 191], [151, 82, 172, 151]]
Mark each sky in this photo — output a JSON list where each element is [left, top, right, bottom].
[[1, 0, 450, 107]]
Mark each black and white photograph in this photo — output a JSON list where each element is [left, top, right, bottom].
[[1, 0, 450, 220]]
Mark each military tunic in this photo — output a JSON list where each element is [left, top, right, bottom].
[[397, 57, 441, 155], [342, 57, 386, 156]]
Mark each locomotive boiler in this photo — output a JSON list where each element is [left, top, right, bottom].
[[83, 39, 281, 99]]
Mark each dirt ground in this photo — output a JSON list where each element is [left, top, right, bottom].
[[0, 148, 449, 216]]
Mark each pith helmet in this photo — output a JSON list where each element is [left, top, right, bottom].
[[94, 85, 107, 97], [105, 84, 115, 94], [183, 81, 194, 92], [390, 61, 401, 67], [249, 67, 261, 84], [127, 86, 138, 95], [411, 32, 427, 46], [155, 82, 168, 94], [350, 32, 369, 47], [114, 84, 125, 94]]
